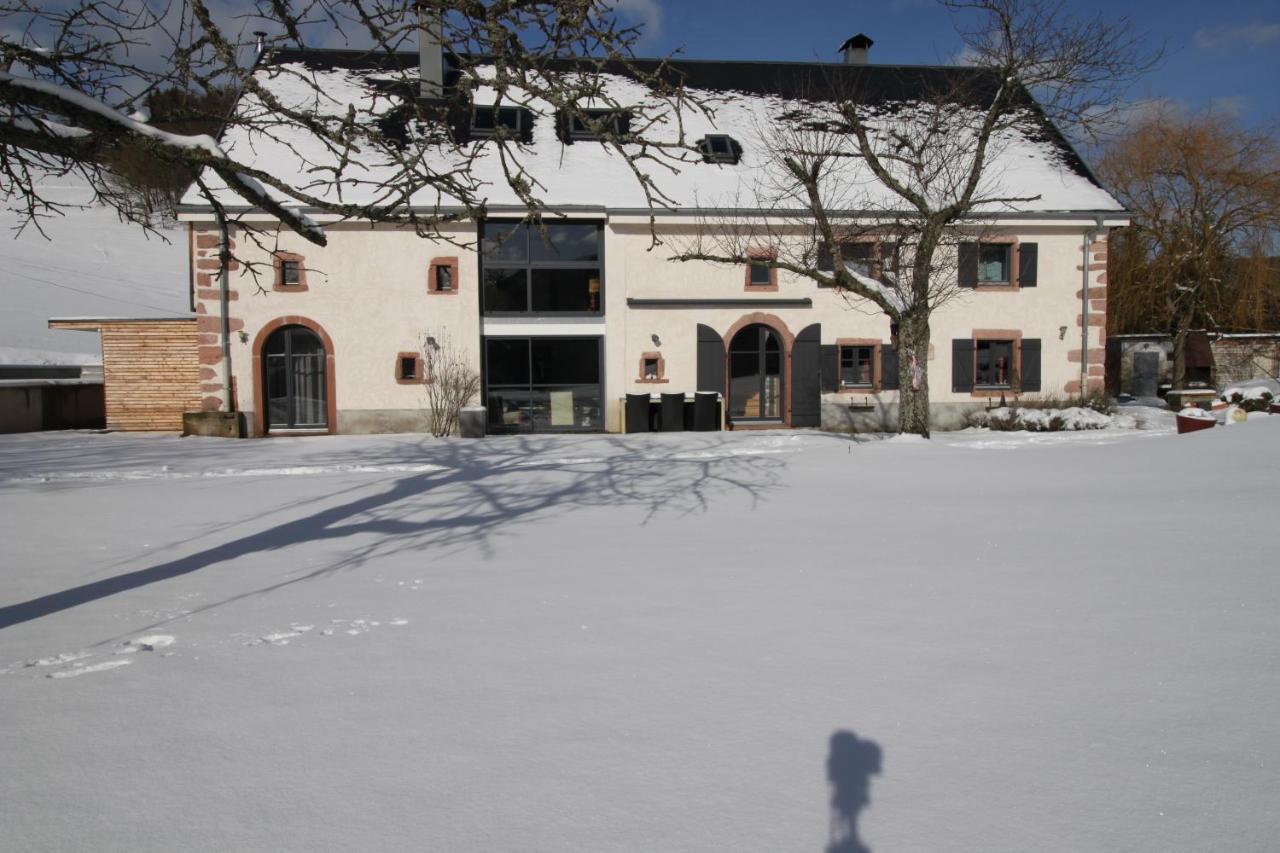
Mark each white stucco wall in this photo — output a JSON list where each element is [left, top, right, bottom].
[[188, 214, 1109, 434]]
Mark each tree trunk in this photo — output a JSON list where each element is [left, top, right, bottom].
[[897, 310, 931, 437], [1170, 327, 1187, 390]]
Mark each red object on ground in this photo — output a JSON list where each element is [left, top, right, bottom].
[[1176, 412, 1217, 434], [1270, 402, 1280, 415]]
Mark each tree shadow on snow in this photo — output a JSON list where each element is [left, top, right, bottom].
[[0, 433, 787, 632], [826, 729, 883, 853]]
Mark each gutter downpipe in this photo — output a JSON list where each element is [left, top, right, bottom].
[[213, 204, 233, 414], [1081, 215, 1105, 399]]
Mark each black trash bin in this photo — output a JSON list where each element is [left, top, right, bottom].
[[625, 393, 653, 433], [694, 391, 720, 431], [660, 393, 686, 432]]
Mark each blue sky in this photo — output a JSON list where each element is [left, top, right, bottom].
[[616, 0, 1279, 127]]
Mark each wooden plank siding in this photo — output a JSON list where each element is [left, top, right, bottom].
[[50, 319, 200, 431]]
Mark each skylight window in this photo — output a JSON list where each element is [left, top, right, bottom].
[[698, 134, 742, 165], [471, 105, 531, 142], [559, 109, 630, 142]]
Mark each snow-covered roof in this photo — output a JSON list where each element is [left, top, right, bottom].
[[183, 49, 1123, 216]]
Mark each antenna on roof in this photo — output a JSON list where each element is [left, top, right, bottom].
[[839, 33, 873, 65]]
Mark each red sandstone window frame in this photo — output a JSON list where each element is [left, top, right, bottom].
[[636, 351, 668, 384], [836, 338, 881, 391], [744, 249, 778, 291], [428, 256, 460, 295], [272, 252, 308, 292], [395, 351, 424, 384], [971, 329, 1023, 396]]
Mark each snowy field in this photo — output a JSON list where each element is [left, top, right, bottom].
[[2, 421, 1278, 852]]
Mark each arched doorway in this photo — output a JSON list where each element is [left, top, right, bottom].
[[728, 324, 784, 422], [262, 324, 328, 431]]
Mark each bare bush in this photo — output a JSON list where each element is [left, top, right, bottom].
[[422, 332, 480, 437]]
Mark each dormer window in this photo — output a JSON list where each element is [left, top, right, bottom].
[[698, 134, 742, 165], [559, 108, 630, 143], [472, 105, 531, 142]]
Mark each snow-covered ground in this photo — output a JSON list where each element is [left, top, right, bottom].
[[2, 421, 1278, 852], [0, 182, 189, 364]]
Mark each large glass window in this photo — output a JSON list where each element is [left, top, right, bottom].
[[978, 244, 1012, 284], [481, 221, 603, 314], [263, 325, 327, 430], [840, 345, 875, 388], [975, 339, 1015, 388], [485, 337, 603, 432]]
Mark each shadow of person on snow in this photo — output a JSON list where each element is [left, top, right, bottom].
[[826, 729, 882, 853]]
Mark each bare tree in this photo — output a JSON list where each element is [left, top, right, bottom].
[[1, 0, 702, 257], [675, 0, 1157, 436], [1099, 108, 1280, 388], [421, 330, 480, 437]]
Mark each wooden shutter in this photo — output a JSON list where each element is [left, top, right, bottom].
[[820, 344, 839, 392], [880, 344, 899, 390], [791, 324, 822, 427], [1018, 243, 1038, 287], [958, 242, 978, 288], [952, 339, 975, 392], [696, 324, 724, 394], [1019, 338, 1041, 392]]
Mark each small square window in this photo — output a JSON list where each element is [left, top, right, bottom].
[[975, 339, 1015, 388], [840, 346, 875, 388], [280, 259, 300, 285], [978, 244, 1011, 284], [435, 265, 453, 292], [643, 357, 660, 380], [748, 259, 772, 287], [400, 356, 418, 381]]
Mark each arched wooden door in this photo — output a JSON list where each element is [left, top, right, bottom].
[[262, 325, 328, 431], [728, 324, 784, 422]]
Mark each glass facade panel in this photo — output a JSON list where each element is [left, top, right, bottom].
[[481, 221, 602, 314], [531, 268, 597, 312], [529, 223, 599, 263], [485, 337, 603, 432], [481, 221, 528, 262], [483, 268, 529, 312]]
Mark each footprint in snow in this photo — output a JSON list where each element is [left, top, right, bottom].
[[49, 659, 132, 679], [115, 634, 176, 654]]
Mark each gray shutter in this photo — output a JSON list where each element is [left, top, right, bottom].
[[958, 242, 978, 288], [1020, 338, 1041, 392], [791, 324, 821, 427], [952, 339, 975, 392], [880, 344, 899, 390], [1018, 243, 1038, 287], [820, 344, 839, 393], [696, 324, 724, 394]]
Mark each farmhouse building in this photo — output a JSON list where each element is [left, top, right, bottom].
[[175, 39, 1125, 436]]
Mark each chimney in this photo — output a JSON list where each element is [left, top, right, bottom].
[[839, 33, 873, 65], [419, 9, 445, 101], [253, 31, 268, 54]]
